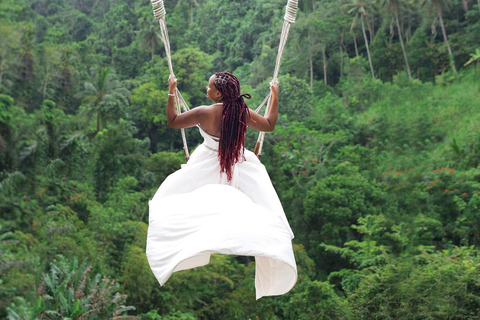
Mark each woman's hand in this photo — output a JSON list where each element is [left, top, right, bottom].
[[270, 81, 279, 98], [168, 75, 177, 94]]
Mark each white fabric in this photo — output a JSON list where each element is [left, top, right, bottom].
[[146, 127, 297, 299]]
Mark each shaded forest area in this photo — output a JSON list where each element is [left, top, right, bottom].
[[1, 0, 480, 319]]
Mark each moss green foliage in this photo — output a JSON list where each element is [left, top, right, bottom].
[[1, 0, 480, 318]]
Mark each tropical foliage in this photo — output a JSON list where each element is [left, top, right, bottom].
[[1, 0, 480, 318]]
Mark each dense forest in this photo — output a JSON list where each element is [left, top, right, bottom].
[[1, 0, 480, 318]]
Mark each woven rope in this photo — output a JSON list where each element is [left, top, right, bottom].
[[151, 0, 191, 160], [254, 0, 298, 159]]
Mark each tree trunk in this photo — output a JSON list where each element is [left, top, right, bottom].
[[353, 34, 359, 57], [190, 1, 194, 24], [322, 43, 327, 85], [393, 0, 412, 79], [309, 55, 314, 88], [43, 78, 48, 100], [43, 63, 49, 100], [97, 112, 101, 132], [0, 51, 5, 91], [435, 0, 457, 73], [151, 41, 155, 66], [23, 52, 33, 84], [0, 66, 3, 91], [148, 125, 159, 153], [63, 67, 70, 90], [361, 14, 375, 80], [365, 13, 374, 43], [340, 29, 344, 78]]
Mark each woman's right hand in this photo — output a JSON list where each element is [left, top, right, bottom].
[[270, 81, 279, 97]]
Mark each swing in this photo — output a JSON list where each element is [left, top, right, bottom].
[[146, 0, 298, 300], [150, 0, 298, 160]]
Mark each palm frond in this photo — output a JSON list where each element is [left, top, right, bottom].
[[18, 141, 38, 162]]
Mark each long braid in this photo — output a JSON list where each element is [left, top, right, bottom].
[[214, 72, 251, 181]]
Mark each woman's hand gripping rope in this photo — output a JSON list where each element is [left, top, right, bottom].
[[270, 80, 279, 100], [168, 74, 177, 95]]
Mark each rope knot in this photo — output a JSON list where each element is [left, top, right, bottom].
[[284, 0, 298, 23], [151, 0, 166, 21]]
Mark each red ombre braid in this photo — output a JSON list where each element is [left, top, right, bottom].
[[214, 71, 252, 181]]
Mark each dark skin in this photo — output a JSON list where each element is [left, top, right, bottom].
[[166, 74, 279, 137]]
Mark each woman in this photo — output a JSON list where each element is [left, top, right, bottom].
[[146, 72, 297, 299]]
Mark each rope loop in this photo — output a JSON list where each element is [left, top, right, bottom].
[[151, 0, 166, 21], [284, 0, 298, 23]]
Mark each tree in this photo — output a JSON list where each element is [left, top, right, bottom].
[[0, 26, 19, 93], [91, 120, 148, 199], [76, 68, 130, 132], [7, 256, 138, 320], [0, 95, 18, 170], [39, 44, 61, 100], [377, 0, 413, 79], [290, 10, 325, 87], [343, 0, 376, 80], [302, 162, 395, 272], [130, 82, 169, 152], [19, 25, 35, 87], [137, 17, 163, 66], [417, 0, 457, 73], [464, 48, 480, 69], [170, 47, 213, 106], [176, 0, 200, 25]]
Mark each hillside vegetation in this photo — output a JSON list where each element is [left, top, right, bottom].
[[1, 0, 480, 319]]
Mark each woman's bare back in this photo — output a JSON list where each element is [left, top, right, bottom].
[[198, 103, 223, 138]]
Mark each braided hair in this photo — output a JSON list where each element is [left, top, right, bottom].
[[213, 71, 252, 181]]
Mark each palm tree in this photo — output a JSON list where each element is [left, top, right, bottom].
[[464, 48, 480, 68], [176, 0, 200, 25], [0, 26, 19, 92], [20, 25, 35, 85], [291, 11, 324, 87], [7, 256, 137, 320], [137, 17, 163, 66], [40, 45, 61, 100], [464, 48, 480, 79], [343, 0, 376, 80], [76, 68, 130, 132], [377, 0, 412, 79], [416, 0, 457, 73]]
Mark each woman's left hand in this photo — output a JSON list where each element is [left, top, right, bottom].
[[168, 75, 177, 94]]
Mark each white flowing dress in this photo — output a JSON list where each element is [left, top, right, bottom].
[[146, 127, 297, 299]]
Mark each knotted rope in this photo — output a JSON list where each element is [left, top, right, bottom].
[[254, 0, 298, 159], [151, 0, 190, 161]]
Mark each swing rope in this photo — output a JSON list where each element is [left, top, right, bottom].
[[254, 0, 298, 159], [151, 0, 190, 161], [150, 0, 298, 161]]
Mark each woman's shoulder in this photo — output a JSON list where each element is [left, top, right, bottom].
[[198, 103, 222, 109], [192, 103, 222, 112]]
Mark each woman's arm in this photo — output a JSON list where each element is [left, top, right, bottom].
[[247, 81, 279, 132], [166, 75, 207, 129]]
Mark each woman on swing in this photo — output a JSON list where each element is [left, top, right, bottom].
[[146, 71, 297, 299]]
